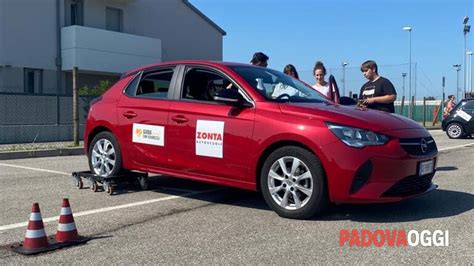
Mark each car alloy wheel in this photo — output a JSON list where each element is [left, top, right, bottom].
[[447, 123, 463, 139], [268, 156, 313, 210], [260, 146, 327, 219], [91, 138, 116, 177]]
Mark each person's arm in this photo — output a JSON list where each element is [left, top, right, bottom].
[[364, 94, 396, 104], [364, 78, 396, 104]]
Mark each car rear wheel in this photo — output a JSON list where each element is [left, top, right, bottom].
[[446, 123, 464, 139], [260, 146, 328, 219], [88, 132, 123, 177]]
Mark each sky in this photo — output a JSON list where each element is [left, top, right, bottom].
[[192, 0, 473, 100]]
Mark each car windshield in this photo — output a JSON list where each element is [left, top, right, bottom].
[[229, 66, 327, 103]]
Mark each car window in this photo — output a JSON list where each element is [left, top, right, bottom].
[[462, 100, 474, 110], [182, 68, 233, 102], [228, 66, 327, 103], [124, 72, 141, 96], [135, 69, 174, 99]]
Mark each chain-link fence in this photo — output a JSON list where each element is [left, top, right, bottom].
[[298, 63, 441, 100], [0, 94, 95, 144], [298, 63, 445, 125], [1, 63, 444, 144]]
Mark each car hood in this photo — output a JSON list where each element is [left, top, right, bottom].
[[279, 102, 423, 132]]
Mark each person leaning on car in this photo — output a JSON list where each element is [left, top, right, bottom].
[[358, 60, 397, 113]]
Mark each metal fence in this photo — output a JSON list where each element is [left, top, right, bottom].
[[0, 94, 94, 144], [0, 64, 445, 144], [298, 63, 444, 102]]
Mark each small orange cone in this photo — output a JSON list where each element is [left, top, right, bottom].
[[22, 203, 49, 250], [55, 198, 79, 242]]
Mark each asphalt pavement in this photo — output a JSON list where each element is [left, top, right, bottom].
[[0, 129, 472, 264]]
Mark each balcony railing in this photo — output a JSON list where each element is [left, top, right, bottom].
[[61, 25, 161, 74]]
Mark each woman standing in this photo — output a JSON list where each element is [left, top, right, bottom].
[[312, 61, 330, 98], [443, 95, 456, 119]]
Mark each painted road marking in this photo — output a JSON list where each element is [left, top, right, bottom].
[[0, 188, 221, 232], [0, 163, 70, 176], [438, 142, 474, 152]]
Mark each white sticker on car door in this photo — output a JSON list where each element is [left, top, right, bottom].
[[455, 110, 472, 122], [132, 123, 165, 146], [196, 120, 224, 158]]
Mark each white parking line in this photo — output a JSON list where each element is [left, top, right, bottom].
[[0, 188, 221, 232], [0, 163, 70, 176], [438, 142, 474, 152]]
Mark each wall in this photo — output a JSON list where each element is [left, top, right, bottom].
[[129, 0, 223, 61], [0, 67, 60, 94], [0, 0, 59, 69], [80, 0, 224, 61], [0, 0, 223, 72]]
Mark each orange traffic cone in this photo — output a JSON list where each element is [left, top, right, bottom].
[[55, 198, 79, 242], [22, 203, 49, 250]]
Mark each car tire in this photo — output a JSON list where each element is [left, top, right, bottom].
[[446, 123, 464, 139], [88, 131, 123, 177], [260, 146, 328, 219]]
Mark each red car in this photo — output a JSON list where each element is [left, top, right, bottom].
[[85, 61, 438, 219]]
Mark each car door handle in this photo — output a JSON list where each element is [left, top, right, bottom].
[[171, 115, 189, 124], [122, 111, 137, 119]]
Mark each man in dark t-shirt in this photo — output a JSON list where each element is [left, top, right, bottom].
[[359, 60, 397, 113]]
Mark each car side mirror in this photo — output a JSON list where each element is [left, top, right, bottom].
[[214, 89, 252, 107], [339, 96, 358, 106]]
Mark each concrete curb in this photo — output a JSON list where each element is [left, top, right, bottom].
[[0, 147, 84, 160]]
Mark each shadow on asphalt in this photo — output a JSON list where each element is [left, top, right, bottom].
[[91, 175, 473, 223], [436, 166, 458, 171], [319, 189, 474, 223]]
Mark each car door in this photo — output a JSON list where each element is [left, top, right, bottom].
[[166, 65, 256, 183], [461, 100, 474, 133], [116, 66, 177, 168]]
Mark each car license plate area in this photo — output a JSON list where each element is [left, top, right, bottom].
[[419, 160, 434, 176]]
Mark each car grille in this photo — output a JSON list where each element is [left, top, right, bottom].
[[382, 173, 434, 197], [399, 137, 437, 156]]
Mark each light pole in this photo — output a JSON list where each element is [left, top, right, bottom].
[[467, 51, 473, 94], [463, 16, 470, 98], [453, 64, 461, 100], [342, 61, 348, 96], [403, 26, 412, 118], [402, 73, 407, 101]]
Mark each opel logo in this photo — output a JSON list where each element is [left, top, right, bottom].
[[420, 138, 428, 153]]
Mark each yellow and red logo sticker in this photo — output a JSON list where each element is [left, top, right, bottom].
[[132, 124, 164, 146]]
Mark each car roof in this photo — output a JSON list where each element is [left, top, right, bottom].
[[123, 60, 252, 77]]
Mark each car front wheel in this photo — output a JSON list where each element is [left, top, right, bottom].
[[446, 123, 464, 139], [260, 146, 328, 219], [88, 131, 123, 177]]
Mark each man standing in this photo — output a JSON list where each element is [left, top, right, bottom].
[[359, 60, 397, 113], [250, 52, 269, 67]]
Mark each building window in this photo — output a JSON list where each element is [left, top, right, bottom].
[[69, 0, 83, 26], [106, 7, 123, 32], [24, 68, 43, 94]]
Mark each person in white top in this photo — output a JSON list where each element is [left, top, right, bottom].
[[271, 64, 304, 98], [311, 61, 330, 98]]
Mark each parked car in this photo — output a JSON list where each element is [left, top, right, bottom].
[[85, 61, 438, 219], [442, 98, 474, 139]]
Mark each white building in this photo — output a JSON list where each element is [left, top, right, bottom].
[[0, 0, 225, 143]]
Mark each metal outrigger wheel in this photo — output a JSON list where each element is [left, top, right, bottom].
[[103, 181, 115, 195]]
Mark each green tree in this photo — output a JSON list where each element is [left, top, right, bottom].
[[79, 80, 112, 96]]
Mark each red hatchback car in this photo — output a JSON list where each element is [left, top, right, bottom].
[[85, 61, 438, 219]]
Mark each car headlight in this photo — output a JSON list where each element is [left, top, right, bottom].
[[327, 123, 389, 148]]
